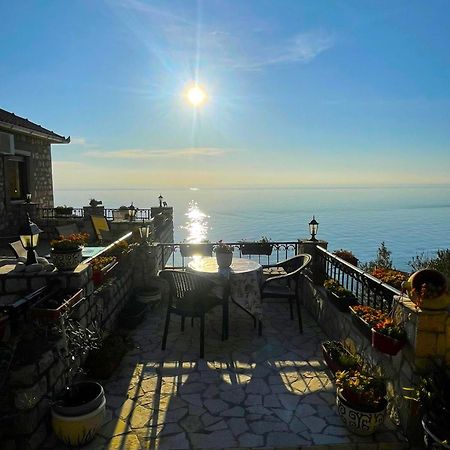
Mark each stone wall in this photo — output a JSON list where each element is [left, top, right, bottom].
[[0, 249, 138, 450], [0, 133, 54, 235]]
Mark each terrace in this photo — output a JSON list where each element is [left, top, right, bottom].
[[0, 209, 448, 449]]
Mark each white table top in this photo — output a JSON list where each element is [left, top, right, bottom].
[[188, 257, 261, 274]]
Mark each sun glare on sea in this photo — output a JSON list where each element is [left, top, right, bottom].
[[185, 85, 207, 107]]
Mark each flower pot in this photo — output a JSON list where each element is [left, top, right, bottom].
[[135, 287, 161, 308], [52, 381, 105, 417], [422, 417, 450, 449], [349, 306, 373, 340], [52, 396, 106, 446], [403, 269, 449, 310], [30, 289, 84, 322], [336, 388, 387, 436], [321, 342, 360, 374], [240, 243, 273, 256], [51, 248, 83, 271], [118, 301, 147, 329], [371, 328, 405, 355], [216, 252, 233, 268], [92, 260, 118, 286]]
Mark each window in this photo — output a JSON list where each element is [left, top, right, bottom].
[[8, 157, 28, 201]]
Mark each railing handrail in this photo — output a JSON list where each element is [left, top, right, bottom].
[[83, 232, 133, 265], [157, 241, 300, 269], [316, 245, 401, 312]]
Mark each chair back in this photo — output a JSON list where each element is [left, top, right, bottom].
[[280, 254, 312, 276], [159, 269, 214, 300], [9, 240, 27, 259], [90, 215, 110, 241]]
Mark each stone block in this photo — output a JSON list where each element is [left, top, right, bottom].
[[14, 398, 49, 435], [30, 276, 47, 292], [47, 359, 66, 387], [14, 377, 47, 410], [418, 312, 447, 333], [5, 278, 27, 293], [415, 331, 437, 357], [15, 420, 47, 450], [9, 364, 39, 387], [436, 333, 447, 356], [37, 350, 54, 375]]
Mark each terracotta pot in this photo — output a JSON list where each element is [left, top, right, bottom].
[[371, 328, 405, 355], [403, 269, 449, 310], [336, 388, 387, 436]]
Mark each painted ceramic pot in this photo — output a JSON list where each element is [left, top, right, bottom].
[[216, 252, 233, 269], [51, 248, 82, 271], [336, 388, 387, 436]]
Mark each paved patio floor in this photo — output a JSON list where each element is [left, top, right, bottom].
[[45, 299, 409, 449]]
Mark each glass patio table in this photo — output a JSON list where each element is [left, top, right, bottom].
[[188, 257, 263, 338]]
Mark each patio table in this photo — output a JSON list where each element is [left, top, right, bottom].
[[188, 257, 263, 337]]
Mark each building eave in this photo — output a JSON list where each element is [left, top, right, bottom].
[[0, 121, 70, 144]]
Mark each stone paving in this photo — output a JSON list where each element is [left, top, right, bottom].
[[45, 300, 409, 449]]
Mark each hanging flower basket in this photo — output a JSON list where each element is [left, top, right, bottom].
[[321, 341, 360, 374], [30, 289, 84, 322], [371, 327, 405, 356]]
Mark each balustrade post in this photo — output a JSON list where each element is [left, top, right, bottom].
[[298, 239, 328, 285]]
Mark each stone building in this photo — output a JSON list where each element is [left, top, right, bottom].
[[0, 108, 69, 235]]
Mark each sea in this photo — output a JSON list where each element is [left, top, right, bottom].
[[54, 186, 450, 272]]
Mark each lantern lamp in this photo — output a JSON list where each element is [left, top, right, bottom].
[[26, 193, 32, 203], [139, 224, 150, 241], [158, 194, 163, 207], [19, 213, 42, 265], [309, 216, 319, 241], [128, 203, 136, 222]]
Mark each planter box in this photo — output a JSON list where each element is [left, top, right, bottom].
[[180, 243, 213, 257], [349, 306, 373, 340], [240, 243, 273, 256], [326, 291, 359, 313], [92, 260, 118, 286], [30, 289, 84, 322], [321, 341, 360, 374]]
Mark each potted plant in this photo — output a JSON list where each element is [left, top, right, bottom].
[[51, 233, 89, 271], [371, 318, 407, 355], [118, 300, 147, 329], [90, 256, 118, 286], [240, 236, 273, 256], [403, 269, 449, 310], [335, 369, 387, 435], [403, 365, 450, 448], [371, 267, 409, 290], [214, 240, 234, 268], [30, 288, 84, 322], [349, 305, 388, 340], [322, 341, 360, 374], [323, 279, 359, 312], [333, 249, 358, 266], [54, 205, 74, 217]]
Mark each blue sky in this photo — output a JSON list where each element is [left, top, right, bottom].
[[1, 0, 450, 189]]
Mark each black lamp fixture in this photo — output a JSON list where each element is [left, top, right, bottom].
[[158, 194, 163, 207], [19, 213, 42, 265], [309, 216, 319, 241], [139, 224, 150, 242], [128, 203, 137, 222], [26, 193, 32, 203]]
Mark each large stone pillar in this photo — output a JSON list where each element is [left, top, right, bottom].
[[298, 239, 328, 285]]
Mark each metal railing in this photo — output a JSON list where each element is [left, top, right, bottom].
[[316, 246, 401, 312], [157, 241, 299, 270], [40, 207, 153, 221]]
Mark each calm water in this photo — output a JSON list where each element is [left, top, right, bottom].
[[55, 186, 450, 271]]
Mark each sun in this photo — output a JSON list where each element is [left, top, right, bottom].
[[185, 85, 207, 107]]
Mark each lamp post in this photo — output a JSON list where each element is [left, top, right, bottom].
[[128, 203, 136, 222], [309, 216, 319, 241], [19, 213, 42, 265], [158, 194, 163, 208]]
